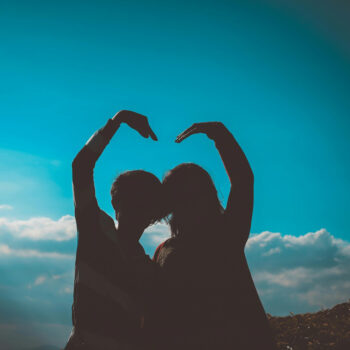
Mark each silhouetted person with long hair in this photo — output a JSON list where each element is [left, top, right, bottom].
[[65, 110, 163, 350], [153, 122, 276, 349]]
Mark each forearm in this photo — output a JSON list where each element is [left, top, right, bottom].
[[213, 125, 253, 185], [175, 121, 253, 246], [214, 125, 254, 245], [72, 117, 121, 208], [84, 117, 121, 161]]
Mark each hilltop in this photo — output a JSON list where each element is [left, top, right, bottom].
[[269, 301, 350, 350]]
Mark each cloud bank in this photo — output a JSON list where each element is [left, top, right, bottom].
[[0, 244, 73, 259], [0, 214, 349, 349], [0, 216, 76, 241], [245, 229, 350, 315]]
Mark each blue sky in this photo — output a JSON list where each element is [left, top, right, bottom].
[[1, 0, 350, 349]]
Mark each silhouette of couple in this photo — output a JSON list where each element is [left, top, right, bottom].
[[65, 110, 276, 350]]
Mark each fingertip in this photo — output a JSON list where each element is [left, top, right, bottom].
[[150, 132, 158, 141]]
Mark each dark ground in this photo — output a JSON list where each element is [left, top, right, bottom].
[[269, 301, 350, 350]]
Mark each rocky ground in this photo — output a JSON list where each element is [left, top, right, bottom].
[[269, 301, 350, 350]]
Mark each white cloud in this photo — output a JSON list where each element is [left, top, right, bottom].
[[143, 222, 171, 245], [262, 247, 281, 256], [52, 274, 64, 280], [246, 228, 349, 271], [0, 215, 170, 249], [34, 275, 47, 286], [0, 205, 13, 210], [245, 229, 350, 315], [0, 212, 349, 316], [60, 286, 73, 294], [28, 275, 48, 289], [254, 268, 310, 287], [0, 244, 73, 259], [27, 274, 74, 297], [0, 215, 76, 241]]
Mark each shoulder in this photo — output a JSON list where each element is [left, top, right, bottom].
[[154, 237, 178, 255], [96, 210, 118, 244], [98, 210, 115, 226], [153, 237, 181, 267], [153, 239, 169, 262]]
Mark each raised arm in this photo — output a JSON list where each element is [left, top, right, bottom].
[[176, 122, 253, 247], [72, 110, 158, 213]]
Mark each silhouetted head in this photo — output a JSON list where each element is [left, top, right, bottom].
[[111, 170, 163, 236], [163, 163, 223, 237]]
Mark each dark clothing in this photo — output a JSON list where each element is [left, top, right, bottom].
[[65, 119, 159, 350], [154, 234, 275, 350], [153, 126, 276, 349]]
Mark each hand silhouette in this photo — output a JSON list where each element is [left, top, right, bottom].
[[175, 122, 225, 143], [113, 110, 158, 141]]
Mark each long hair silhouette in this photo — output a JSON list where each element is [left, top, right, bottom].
[[163, 162, 223, 238], [152, 122, 276, 350]]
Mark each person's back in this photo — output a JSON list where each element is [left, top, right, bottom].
[[155, 230, 230, 349], [155, 221, 272, 349]]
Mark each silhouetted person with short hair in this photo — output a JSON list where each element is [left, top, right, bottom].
[[153, 122, 276, 349], [65, 110, 163, 350]]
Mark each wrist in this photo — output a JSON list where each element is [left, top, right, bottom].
[[208, 125, 231, 143], [111, 111, 126, 124]]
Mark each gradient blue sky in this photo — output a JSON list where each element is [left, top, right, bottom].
[[1, 0, 350, 237], [1, 1, 350, 349]]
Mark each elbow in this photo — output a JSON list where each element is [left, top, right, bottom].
[[72, 158, 79, 184], [72, 148, 86, 173], [72, 152, 84, 179], [245, 164, 254, 185], [248, 167, 254, 184], [72, 155, 79, 174]]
